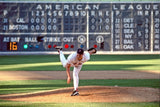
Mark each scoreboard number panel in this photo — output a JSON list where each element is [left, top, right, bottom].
[[0, 2, 160, 54], [7, 42, 17, 51]]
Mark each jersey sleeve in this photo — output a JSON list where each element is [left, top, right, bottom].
[[84, 52, 90, 62], [66, 53, 74, 64]]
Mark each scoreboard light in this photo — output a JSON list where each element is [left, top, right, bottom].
[[53, 45, 57, 48], [64, 44, 69, 48], [80, 44, 84, 48], [70, 45, 74, 48], [35, 45, 39, 48], [48, 45, 52, 48], [93, 44, 98, 48], [23, 44, 28, 49], [29, 45, 33, 48]]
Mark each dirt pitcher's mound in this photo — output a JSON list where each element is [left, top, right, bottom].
[[0, 86, 159, 103]]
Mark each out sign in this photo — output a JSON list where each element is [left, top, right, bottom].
[[96, 35, 104, 43], [78, 35, 86, 44]]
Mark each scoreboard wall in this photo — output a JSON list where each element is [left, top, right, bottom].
[[0, 1, 160, 54]]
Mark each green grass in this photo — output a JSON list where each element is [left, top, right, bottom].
[[0, 55, 159, 106], [0, 0, 159, 2], [0, 55, 159, 71], [0, 100, 159, 107], [0, 79, 159, 107], [0, 79, 159, 95]]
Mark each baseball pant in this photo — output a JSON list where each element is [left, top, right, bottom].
[[59, 51, 82, 91], [59, 51, 67, 67]]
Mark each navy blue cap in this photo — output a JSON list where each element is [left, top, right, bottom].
[[77, 48, 84, 54]]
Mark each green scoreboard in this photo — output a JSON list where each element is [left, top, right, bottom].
[[0, 1, 160, 54]]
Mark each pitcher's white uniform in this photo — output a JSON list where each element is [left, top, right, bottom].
[[59, 51, 90, 90]]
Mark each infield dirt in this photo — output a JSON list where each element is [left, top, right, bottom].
[[0, 70, 159, 103], [0, 86, 159, 103]]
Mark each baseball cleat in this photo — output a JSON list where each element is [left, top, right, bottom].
[[55, 46, 63, 53], [71, 90, 79, 96], [55, 46, 63, 50]]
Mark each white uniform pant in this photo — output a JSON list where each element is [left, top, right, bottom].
[[59, 51, 82, 91]]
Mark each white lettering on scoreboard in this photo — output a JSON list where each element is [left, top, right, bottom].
[[9, 25, 28, 30], [0, 2, 159, 53]]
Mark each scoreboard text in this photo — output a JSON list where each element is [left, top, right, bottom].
[[0, 2, 160, 54]]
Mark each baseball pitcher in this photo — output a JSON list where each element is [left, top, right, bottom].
[[57, 48, 97, 96]]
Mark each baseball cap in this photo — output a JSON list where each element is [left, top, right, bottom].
[[77, 48, 84, 54]]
